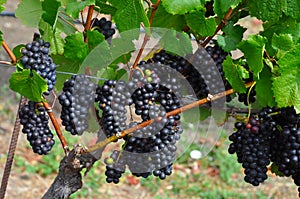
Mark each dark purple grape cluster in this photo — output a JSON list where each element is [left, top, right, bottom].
[[229, 106, 300, 195], [21, 34, 56, 95], [104, 150, 126, 184], [205, 44, 231, 101], [151, 50, 210, 99], [19, 101, 55, 155], [228, 113, 273, 186], [58, 75, 97, 135], [95, 80, 131, 138], [91, 17, 116, 39], [95, 60, 183, 182]]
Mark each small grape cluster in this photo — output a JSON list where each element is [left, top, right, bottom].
[[228, 106, 300, 196], [104, 150, 126, 184], [19, 101, 55, 155], [91, 17, 116, 39], [21, 34, 56, 95], [58, 75, 97, 135]]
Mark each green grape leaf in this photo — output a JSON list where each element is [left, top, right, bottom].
[[237, 35, 267, 76], [56, 9, 77, 35], [213, 0, 242, 19], [272, 45, 300, 113], [39, 20, 64, 55], [96, 65, 117, 84], [110, 0, 150, 38], [15, 0, 43, 28], [284, 0, 300, 20], [255, 67, 276, 107], [65, 0, 95, 18], [185, 11, 216, 37], [217, 22, 246, 52], [247, 0, 285, 22], [199, 107, 211, 121], [116, 68, 127, 80], [0, 0, 6, 13], [13, 44, 25, 60], [262, 16, 300, 56], [110, 37, 135, 63], [151, 3, 186, 30], [79, 39, 111, 74], [52, 54, 80, 91], [159, 29, 193, 56], [223, 56, 247, 93], [162, 0, 204, 15], [64, 32, 88, 63], [42, 0, 61, 27], [0, 30, 3, 44], [270, 163, 284, 177], [95, 0, 117, 15], [86, 30, 105, 50], [272, 33, 294, 53], [9, 70, 47, 102]]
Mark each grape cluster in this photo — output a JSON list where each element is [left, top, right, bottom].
[[21, 34, 56, 95], [58, 75, 97, 135], [205, 44, 231, 101], [95, 60, 183, 182], [229, 106, 300, 195], [95, 80, 131, 138], [91, 17, 116, 39], [151, 50, 210, 99], [19, 101, 55, 155], [104, 150, 126, 184], [228, 114, 273, 186]]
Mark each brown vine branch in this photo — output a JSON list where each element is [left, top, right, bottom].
[[201, 7, 233, 47], [1, 41, 17, 64], [84, 5, 95, 43], [42, 101, 70, 154], [85, 81, 255, 153], [130, 0, 161, 74], [0, 96, 27, 199]]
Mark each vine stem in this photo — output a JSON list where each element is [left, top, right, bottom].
[[0, 96, 27, 199], [129, 0, 161, 80], [42, 101, 70, 154], [85, 81, 255, 153], [1, 41, 17, 64], [201, 7, 233, 47], [84, 5, 95, 43]]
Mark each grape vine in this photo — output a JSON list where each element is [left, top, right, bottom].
[[0, 0, 299, 198]]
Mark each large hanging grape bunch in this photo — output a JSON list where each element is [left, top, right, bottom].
[[58, 75, 97, 135], [19, 101, 55, 155], [93, 58, 184, 183], [228, 106, 300, 196], [20, 33, 56, 95]]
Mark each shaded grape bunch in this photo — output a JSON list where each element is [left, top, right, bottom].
[[104, 150, 126, 184], [58, 75, 97, 135], [95, 80, 131, 138], [21, 34, 56, 95], [151, 50, 209, 99], [19, 101, 55, 155], [91, 17, 116, 39], [205, 44, 231, 101]]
